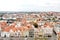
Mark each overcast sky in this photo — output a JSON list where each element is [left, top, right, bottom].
[[0, 0, 60, 12]]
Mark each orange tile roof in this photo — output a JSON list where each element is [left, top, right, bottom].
[[0, 22, 7, 29], [57, 32, 60, 35], [3, 27, 10, 32], [17, 27, 23, 31], [11, 27, 18, 32]]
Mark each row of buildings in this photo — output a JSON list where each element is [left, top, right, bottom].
[[0, 12, 60, 40]]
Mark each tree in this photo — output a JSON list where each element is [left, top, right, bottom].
[[33, 22, 38, 28]]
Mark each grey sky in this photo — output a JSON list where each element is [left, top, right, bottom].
[[0, 0, 60, 12]]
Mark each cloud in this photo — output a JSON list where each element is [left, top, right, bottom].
[[0, 0, 60, 12]]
